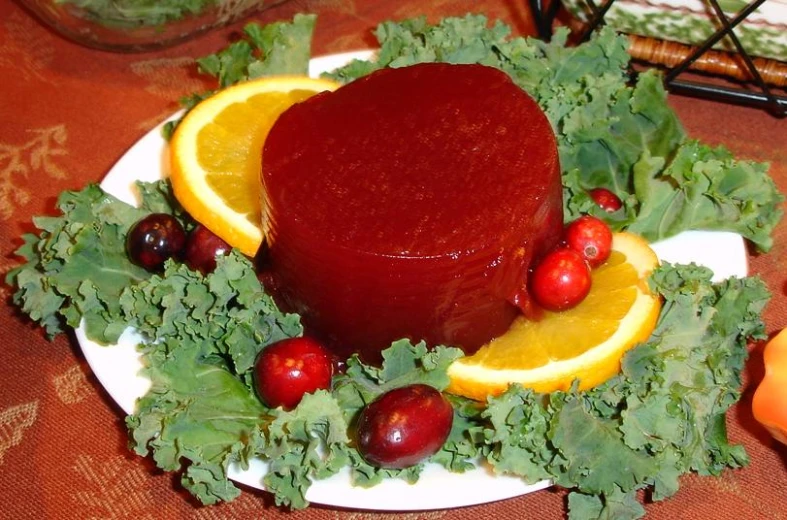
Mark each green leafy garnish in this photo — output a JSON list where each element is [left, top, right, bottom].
[[127, 334, 269, 504], [482, 264, 767, 518], [162, 13, 317, 139], [6, 181, 174, 342], [6, 177, 770, 518], [626, 142, 781, 250], [198, 12, 316, 86]]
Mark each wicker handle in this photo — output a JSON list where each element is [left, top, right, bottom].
[[627, 34, 787, 88]]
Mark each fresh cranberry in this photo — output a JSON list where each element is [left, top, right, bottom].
[[126, 213, 186, 272], [253, 337, 334, 409], [588, 188, 622, 212], [356, 384, 453, 469], [563, 215, 613, 268], [530, 248, 592, 311], [184, 224, 231, 274]]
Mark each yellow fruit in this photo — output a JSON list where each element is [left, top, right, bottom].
[[170, 76, 341, 256], [447, 232, 661, 401]]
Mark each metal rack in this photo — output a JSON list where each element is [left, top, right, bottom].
[[528, 0, 787, 117]]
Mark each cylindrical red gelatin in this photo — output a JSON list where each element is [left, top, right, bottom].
[[261, 62, 562, 362]]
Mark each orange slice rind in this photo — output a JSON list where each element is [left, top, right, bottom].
[[170, 75, 341, 256], [447, 232, 662, 400]]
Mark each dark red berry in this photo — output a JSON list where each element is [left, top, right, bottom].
[[588, 188, 622, 212], [126, 213, 186, 272], [253, 337, 334, 409], [356, 384, 453, 469], [530, 248, 592, 311], [184, 224, 231, 274], [563, 215, 613, 268]]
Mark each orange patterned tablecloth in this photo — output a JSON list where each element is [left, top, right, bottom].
[[1, 0, 786, 518]]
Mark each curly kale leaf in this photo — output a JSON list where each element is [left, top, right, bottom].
[[6, 181, 175, 342], [484, 263, 768, 520]]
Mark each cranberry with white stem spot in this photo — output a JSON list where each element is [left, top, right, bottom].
[[564, 215, 613, 268], [588, 188, 622, 213]]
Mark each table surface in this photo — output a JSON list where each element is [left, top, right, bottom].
[[1, 0, 786, 518]]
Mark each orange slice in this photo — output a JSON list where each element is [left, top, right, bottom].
[[447, 232, 661, 400], [170, 76, 341, 256]]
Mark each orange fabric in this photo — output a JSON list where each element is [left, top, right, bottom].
[[1, 0, 786, 518]]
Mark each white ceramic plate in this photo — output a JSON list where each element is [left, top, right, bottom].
[[75, 51, 748, 511]]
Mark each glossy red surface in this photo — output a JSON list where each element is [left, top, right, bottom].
[[261, 62, 562, 362], [356, 384, 454, 469]]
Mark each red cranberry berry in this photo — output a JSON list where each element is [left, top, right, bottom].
[[184, 224, 231, 274], [126, 213, 186, 272], [563, 215, 613, 268], [356, 384, 453, 469], [530, 248, 592, 311], [253, 337, 334, 410], [588, 188, 623, 213]]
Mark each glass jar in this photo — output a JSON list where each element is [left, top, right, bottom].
[[18, 0, 291, 52]]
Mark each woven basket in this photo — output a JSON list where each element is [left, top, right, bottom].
[[562, 0, 787, 88], [627, 34, 787, 87]]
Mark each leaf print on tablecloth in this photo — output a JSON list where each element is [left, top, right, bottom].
[[130, 57, 209, 131], [130, 57, 206, 100], [0, 401, 38, 465], [0, 125, 68, 220], [0, 11, 54, 82], [53, 365, 92, 405], [72, 454, 157, 520]]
